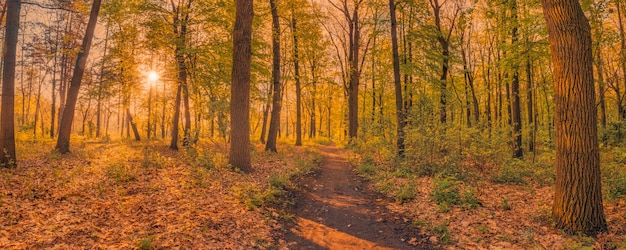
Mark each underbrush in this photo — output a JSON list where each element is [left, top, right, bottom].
[[230, 145, 322, 211], [348, 123, 626, 248]]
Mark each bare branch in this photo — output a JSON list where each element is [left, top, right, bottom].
[[22, 1, 79, 13]]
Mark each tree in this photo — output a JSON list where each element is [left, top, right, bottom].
[[327, 0, 366, 140], [293, 14, 303, 146], [510, 0, 523, 158], [229, 0, 253, 172], [389, 0, 405, 156], [56, 0, 103, 153], [0, 0, 20, 167], [428, 0, 460, 125], [541, 0, 607, 235], [265, 0, 282, 152]]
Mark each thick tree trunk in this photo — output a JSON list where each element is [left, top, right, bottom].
[[265, 0, 281, 152], [0, 0, 20, 167], [229, 0, 253, 171], [390, 0, 405, 156], [541, 0, 607, 235], [55, 0, 101, 154]]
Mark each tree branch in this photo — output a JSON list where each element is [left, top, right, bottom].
[[22, 1, 78, 13]]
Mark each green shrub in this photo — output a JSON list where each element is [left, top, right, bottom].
[[107, 163, 137, 183], [432, 176, 480, 210], [396, 183, 417, 204], [433, 222, 451, 244], [601, 121, 626, 146], [313, 137, 333, 145], [392, 165, 415, 178], [603, 163, 626, 199], [501, 197, 512, 210], [269, 173, 288, 190], [611, 147, 626, 165], [529, 161, 555, 186], [432, 176, 461, 207], [136, 235, 156, 250], [232, 184, 264, 210], [491, 159, 530, 185], [461, 188, 481, 210], [357, 162, 377, 176], [141, 150, 167, 169]]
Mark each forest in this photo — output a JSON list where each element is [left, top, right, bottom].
[[0, 0, 625, 248]]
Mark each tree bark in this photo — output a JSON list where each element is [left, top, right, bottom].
[[617, 0, 626, 119], [265, 0, 281, 153], [260, 83, 271, 144], [170, 84, 182, 150], [511, 0, 523, 158], [229, 0, 253, 171], [55, 0, 102, 154], [293, 15, 303, 146], [0, 0, 20, 167], [389, 0, 405, 156], [541, 0, 607, 235], [127, 109, 140, 141], [348, 3, 361, 139]]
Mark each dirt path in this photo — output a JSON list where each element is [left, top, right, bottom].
[[282, 145, 433, 249]]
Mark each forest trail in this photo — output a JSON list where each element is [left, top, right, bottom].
[[283, 145, 433, 249]]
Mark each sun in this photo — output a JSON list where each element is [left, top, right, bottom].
[[148, 71, 159, 82]]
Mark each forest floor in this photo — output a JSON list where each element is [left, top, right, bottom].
[[1, 137, 626, 249], [0, 137, 323, 249], [279, 145, 433, 249]]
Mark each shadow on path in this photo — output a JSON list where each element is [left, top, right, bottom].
[[281, 145, 433, 249]]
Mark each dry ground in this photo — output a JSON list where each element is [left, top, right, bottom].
[[0, 138, 318, 249]]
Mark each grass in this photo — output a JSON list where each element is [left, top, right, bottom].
[[106, 162, 137, 183], [136, 235, 156, 250]]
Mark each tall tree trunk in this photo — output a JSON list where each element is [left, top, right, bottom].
[[170, 0, 193, 148], [265, 0, 281, 152], [348, 5, 361, 140], [33, 76, 43, 137], [390, 0, 405, 156], [0, 0, 20, 167], [96, 23, 109, 138], [511, 0, 523, 158], [596, 45, 607, 129], [182, 81, 191, 145], [430, 0, 450, 124], [617, 0, 626, 119], [161, 80, 166, 139], [229, 0, 253, 171], [293, 15, 303, 146], [260, 83, 271, 144], [147, 87, 152, 139], [55, 0, 102, 154], [127, 109, 140, 141], [526, 55, 535, 152], [170, 84, 182, 150], [541, 0, 607, 235]]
